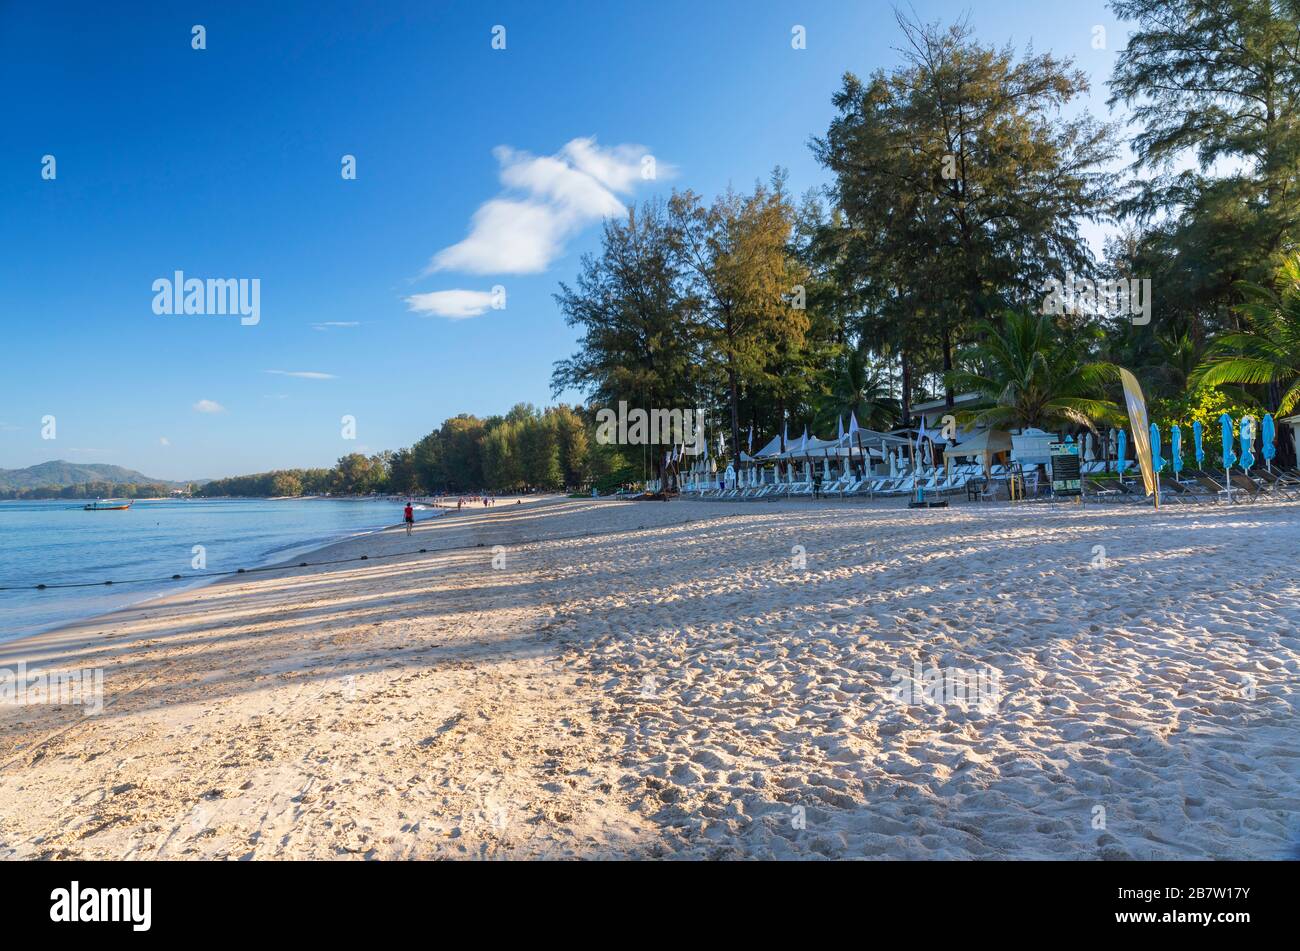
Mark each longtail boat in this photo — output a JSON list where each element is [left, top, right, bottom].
[[83, 500, 133, 511]]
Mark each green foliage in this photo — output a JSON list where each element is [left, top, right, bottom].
[[945, 311, 1121, 431], [196, 467, 333, 498], [593, 462, 641, 494], [812, 10, 1114, 418], [1195, 256, 1300, 416], [0, 481, 175, 500], [551, 199, 697, 431]]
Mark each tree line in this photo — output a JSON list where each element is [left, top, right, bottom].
[[550, 4, 1300, 468], [203, 2, 1300, 494], [194, 403, 639, 498], [0, 481, 180, 501]]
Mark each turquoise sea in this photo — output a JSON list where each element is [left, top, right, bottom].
[[0, 498, 438, 642]]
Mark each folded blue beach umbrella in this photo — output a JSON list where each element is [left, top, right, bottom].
[[1220, 413, 1236, 470], [1263, 413, 1277, 470], [1171, 424, 1183, 476], [1117, 429, 1128, 476], [1193, 420, 1205, 469], [1150, 422, 1164, 473], [1240, 415, 1256, 471]]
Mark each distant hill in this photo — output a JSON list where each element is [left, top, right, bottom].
[[0, 460, 184, 491]]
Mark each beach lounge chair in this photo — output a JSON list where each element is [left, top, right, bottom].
[[836, 478, 863, 498], [1229, 473, 1268, 502], [1084, 479, 1121, 502], [1194, 474, 1234, 502], [1256, 469, 1300, 499], [1159, 475, 1214, 503], [857, 476, 890, 497], [931, 471, 968, 496], [879, 475, 917, 497], [819, 475, 848, 497]]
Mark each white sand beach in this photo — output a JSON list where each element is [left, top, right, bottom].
[[1, 496, 1297, 860]]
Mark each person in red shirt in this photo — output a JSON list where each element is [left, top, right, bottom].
[[403, 502, 414, 535]]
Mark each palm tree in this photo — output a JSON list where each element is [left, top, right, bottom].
[[1146, 329, 1207, 401], [945, 311, 1119, 433], [816, 344, 900, 432], [1195, 255, 1300, 414]]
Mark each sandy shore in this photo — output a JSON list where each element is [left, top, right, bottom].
[[1, 495, 1297, 860]]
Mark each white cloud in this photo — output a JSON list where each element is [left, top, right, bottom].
[[193, 399, 225, 414], [159, 436, 170, 446], [312, 321, 360, 331], [265, 370, 337, 380], [427, 138, 664, 275], [404, 290, 497, 320]]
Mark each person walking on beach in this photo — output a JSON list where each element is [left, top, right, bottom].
[[404, 502, 414, 535]]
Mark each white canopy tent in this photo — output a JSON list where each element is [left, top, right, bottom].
[[943, 428, 1013, 477]]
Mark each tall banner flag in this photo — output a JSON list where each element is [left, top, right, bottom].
[[1118, 368, 1158, 504], [848, 412, 862, 473]]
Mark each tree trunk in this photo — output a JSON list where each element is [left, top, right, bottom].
[[901, 350, 913, 427], [942, 322, 954, 410], [728, 362, 741, 464]]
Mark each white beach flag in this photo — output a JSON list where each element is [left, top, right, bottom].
[[849, 412, 860, 436], [747, 423, 753, 453], [689, 418, 706, 457]]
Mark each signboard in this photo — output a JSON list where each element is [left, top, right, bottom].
[[1012, 429, 1057, 466], [1050, 441, 1081, 496]]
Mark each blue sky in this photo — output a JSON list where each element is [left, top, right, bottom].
[[0, 0, 1131, 481]]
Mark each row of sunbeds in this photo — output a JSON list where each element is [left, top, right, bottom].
[[692, 463, 999, 501], [1085, 468, 1300, 504]]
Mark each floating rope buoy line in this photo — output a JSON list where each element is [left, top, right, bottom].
[[0, 523, 635, 593]]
